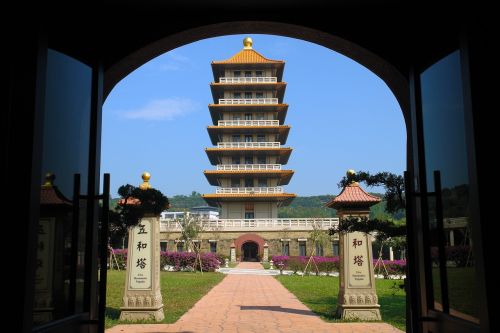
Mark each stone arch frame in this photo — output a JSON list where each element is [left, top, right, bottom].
[[103, 21, 409, 128], [234, 233, 266, 261]]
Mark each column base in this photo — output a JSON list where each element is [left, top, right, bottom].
[[336, 304, 381, 320], [119, 305, 164, 321]]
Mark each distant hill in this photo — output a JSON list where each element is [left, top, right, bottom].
[[169, 192, 207, 210], [109, 192, 401, 219]]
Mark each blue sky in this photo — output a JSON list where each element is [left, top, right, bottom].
[[102, 34, 406, 197]]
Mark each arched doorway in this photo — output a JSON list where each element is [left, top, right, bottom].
[[242, 241, 259, 262], [10, 7, 489, 333]]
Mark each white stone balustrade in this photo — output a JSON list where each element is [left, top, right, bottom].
[[217, 120, 280, 126], [217, 142, 280, 148], [219, 77, 277, 83], [219, 98, 278, 105], [160, 218, 339, 232]]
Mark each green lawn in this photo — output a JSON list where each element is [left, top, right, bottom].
[[275, 275, 406, 331], [105, 271, 225, 329], [432, 267, 478, 319]]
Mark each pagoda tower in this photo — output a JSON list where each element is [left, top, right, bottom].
[[202, 37, 296, 218]]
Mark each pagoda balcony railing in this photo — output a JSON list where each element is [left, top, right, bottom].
[[217, 120, 280, 126], [217, 142, 281, 148], [216, 164, 282, 171], [219, 98, 278, 105], [215, 187, 284, 194], [160, 218, 339, 232], [219, 77, 277, 83]]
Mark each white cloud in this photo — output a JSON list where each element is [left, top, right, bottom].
[[121, 98, 198, 121], [158, 52, 191, 71]]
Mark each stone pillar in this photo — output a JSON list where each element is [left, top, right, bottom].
[[120, 216, 164, 321], [449, 230, 455, 246], [326, 170, 381, 320], [337, 228, 381, 320], [263, 242, 269, 262], [120, 173, 164, 321], [230, 242, 236, 262], [389, 247, 394, 261]]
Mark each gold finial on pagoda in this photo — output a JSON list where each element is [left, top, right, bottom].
[[139, 172, 152, 190], [243, 37, 253, 49], [42, 173, 55, 188], [346, 169, 359, 186]]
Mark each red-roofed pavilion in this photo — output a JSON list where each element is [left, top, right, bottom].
[[327, 170, 382, 320]]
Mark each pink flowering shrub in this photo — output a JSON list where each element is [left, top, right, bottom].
[[160, 251, 221, 272], [271, 255, 340, 273], [272, 255, 407, 275], [108, 249, 222, 272], [373, 259, 407, 275]]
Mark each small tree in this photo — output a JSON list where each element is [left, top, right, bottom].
[[178, 212, 205, 273], [303, 220, 330, 276]]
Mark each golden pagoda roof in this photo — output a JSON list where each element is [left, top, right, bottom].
[[212, 49, 284, 64], [204, 169, 294, 186]]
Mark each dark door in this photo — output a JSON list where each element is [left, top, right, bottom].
[[30, 47, 104, 333], [242, 242, 258, 261], [408, 48, 486, 332]]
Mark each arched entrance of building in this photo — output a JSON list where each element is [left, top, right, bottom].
[[234, 233, 265, 261], [242, 241, 259, 262], [12, 8, 490, 333]]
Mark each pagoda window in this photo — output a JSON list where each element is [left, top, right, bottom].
[[258, 178, 267, 187], [245, 92, 252, 99], [257, 155, 266, 164], [256, 113, 265, 120], [244, 71, 252, 77], [244, 212, 255, 219], [244, 135, 253, 142], [210, 242, 217, 253], [232, 156, 241, 164], [232, 135, 241, 142], [232, 113, 241, 120], [233, 92, 241, 98], [244, 156, 253, 164], [299, 241, 307, 256], [332, 241, 339, 256], [177, 242, 184, 253], [231, 178, 240, 187], [256, 92, 264, 99], [233, 71, 241, 77], [282, 242, 290, 256], [315, 243, 324, 256], [256, 71, 263, 77], [244, 113, 253, 120], [245, 178, 254, 187], [257, 134, 266, 142]]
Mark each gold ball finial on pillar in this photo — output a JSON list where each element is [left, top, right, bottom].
[[346, 169, 356, 178], [346, 169, 358, 185], [243, 37, 253, 49], [42, 173, 55, 188], [139, 172, 152, 190]]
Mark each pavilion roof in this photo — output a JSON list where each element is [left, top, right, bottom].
[[325, 182, 381, 209]]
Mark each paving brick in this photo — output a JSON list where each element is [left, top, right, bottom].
[[107, 267, 404, 333]]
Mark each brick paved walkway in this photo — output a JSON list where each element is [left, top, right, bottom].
[[235, 262, 263, 269], [107, 265, 403, 333]]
